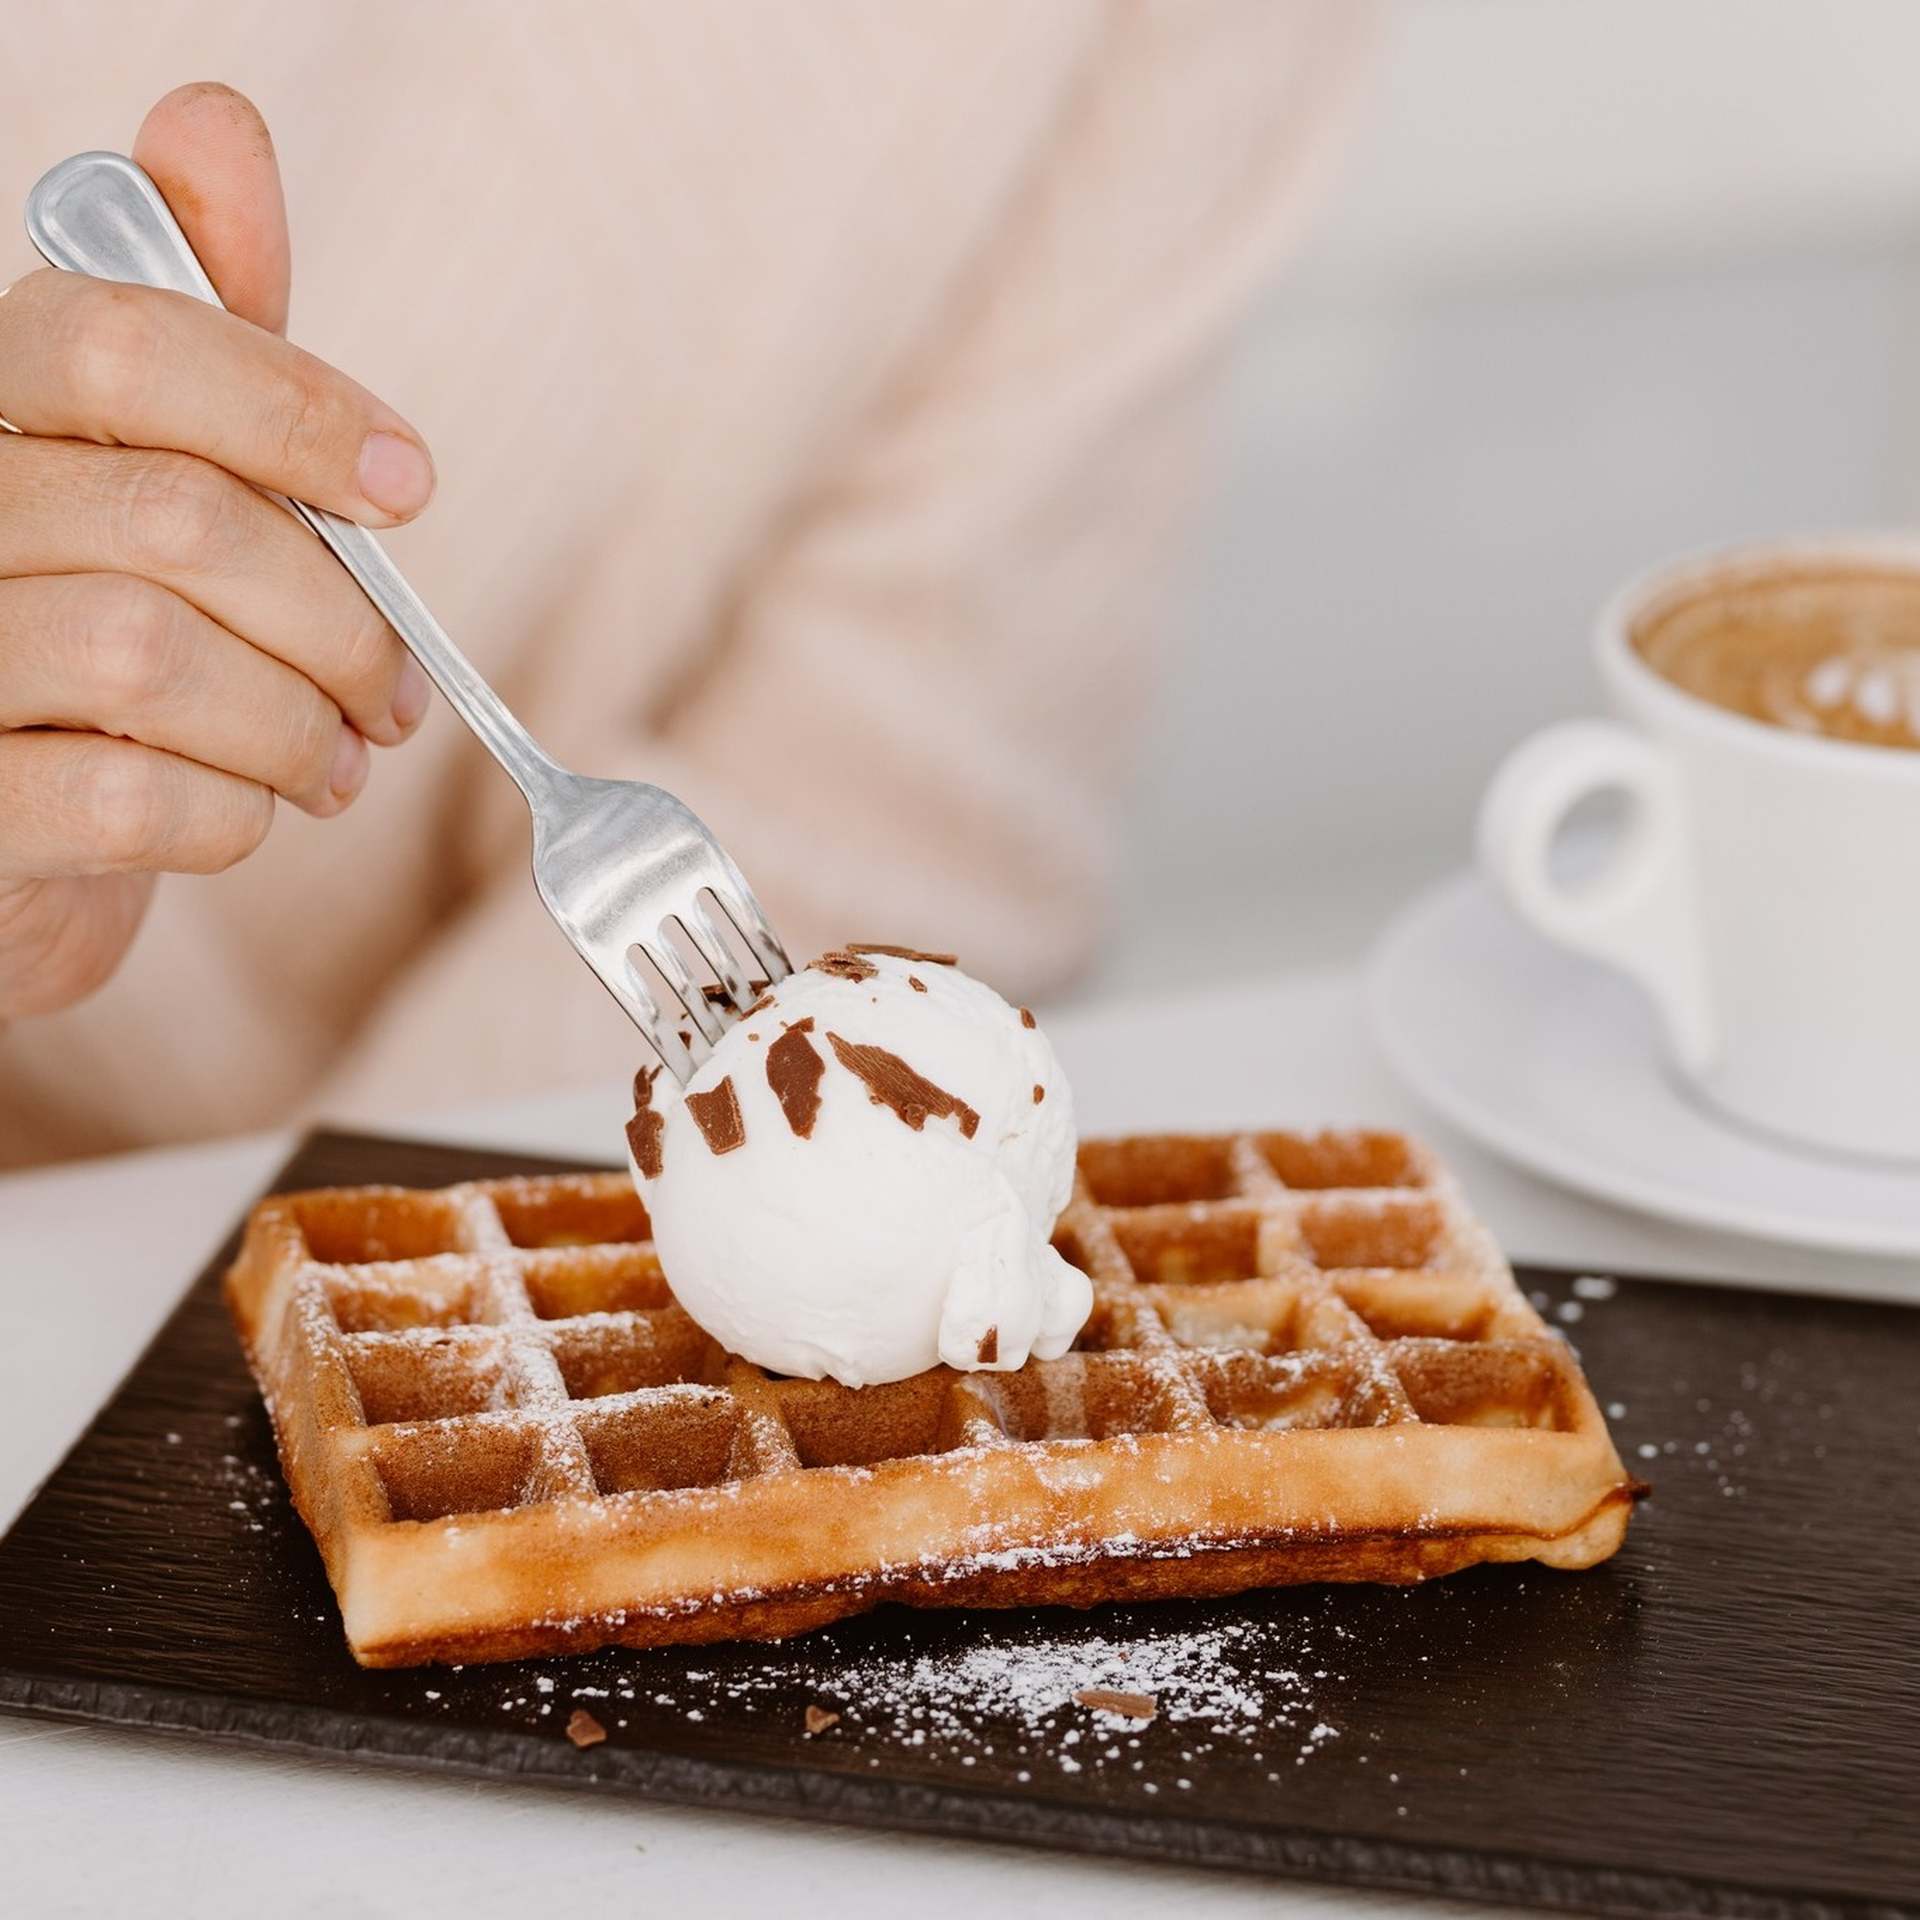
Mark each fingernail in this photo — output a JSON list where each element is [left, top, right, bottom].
[[329, 726, 370, 802], [391, 656, 431, 732], [356, 430, 435, 519]]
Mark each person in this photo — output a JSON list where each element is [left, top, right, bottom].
[[0, 2, 1366, 1168]]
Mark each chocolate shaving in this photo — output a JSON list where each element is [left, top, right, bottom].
[[766, 1023, 826, 1139], [908, 976, 927, 994], [686, 1076, 746, 1155], [812, 949, 878, 983], [827, 1032, 979, 1139], [1033, 1083, 1045, 1104], [745, 993, 775, 1017], [625, 1068, 665, 1179], [803, 1704, 840, 1736], [848, 943, 958, 966], [976, 1326, 998, 1365], [1019, 1007, 1036, 1030], [1073, 1687, 1158, 1722], [566, 1708, 608, 1747]]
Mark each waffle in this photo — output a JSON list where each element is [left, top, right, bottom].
[[224, 1130, 1639, 1668]]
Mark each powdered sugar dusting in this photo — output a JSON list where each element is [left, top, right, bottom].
[[218, 1450, 276, 1536], [441, 1609, 1349, 1778], [882, 1623, 1267, 1742]]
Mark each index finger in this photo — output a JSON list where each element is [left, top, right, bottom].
[[0, 267, 435, 527]]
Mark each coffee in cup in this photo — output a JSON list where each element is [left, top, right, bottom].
[[1632, 568, 1920, 751]]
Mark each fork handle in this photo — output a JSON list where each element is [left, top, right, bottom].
[[25, 152, 563, 808]]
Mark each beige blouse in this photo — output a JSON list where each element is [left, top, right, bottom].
[[0, 0, 1366, 1168]]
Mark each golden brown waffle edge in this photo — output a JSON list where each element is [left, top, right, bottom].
[[223, 1130, 1639, 1668]]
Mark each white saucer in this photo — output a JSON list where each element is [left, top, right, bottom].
[[1366, 871, 1920, 1257]]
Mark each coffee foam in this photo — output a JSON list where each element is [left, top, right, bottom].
[[1632, 568, 1920, 751]]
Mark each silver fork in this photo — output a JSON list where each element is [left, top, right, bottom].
[[25, 151, 790, 1083]]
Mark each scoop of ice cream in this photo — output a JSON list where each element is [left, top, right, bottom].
[[627, 947, 1090, 1388]]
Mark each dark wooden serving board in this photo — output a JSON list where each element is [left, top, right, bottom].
[[1, 1129, 1915, 1918]]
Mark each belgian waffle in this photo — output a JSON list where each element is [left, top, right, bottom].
[[224, 1130, 1639, 1668]]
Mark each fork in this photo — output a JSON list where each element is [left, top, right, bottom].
[[25, 151, 791, 1084]]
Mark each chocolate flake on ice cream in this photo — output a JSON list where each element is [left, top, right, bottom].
[[848, 943, 958, 966], [625, 1067, 665, 1179], [812, 948, 878, 983], [765, 1020, 826, 1139], [827, 1032, 981, 1139], [686, 1076, 746, 1155]]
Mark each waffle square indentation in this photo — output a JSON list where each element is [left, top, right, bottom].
[[294, 1190, 467, 1264], [1109, 1205, 1264, 1286], [1077, 1136, 1238, 1207], [1297, 1194, 1443, 1270], [370, 1418, 546, 1521], [1257, 1130, 1424, 1191], [772, 1375, 954, 1468], [1333, 1271, 1503, 1342], [323, 1261, 482, 1334], [980, 1353, 1195, 1443], [577, 1392, 741, 1492], [1145, 1278, 1307, 1354], [1391, 1339, 1579, 1430], [1197, 1350, 1404, 1431], [549, 1310, 721, 1400], [493, 1180, 652, 1250], [521, 1247, 672, 1320], [345, 1328, 515, 1424]]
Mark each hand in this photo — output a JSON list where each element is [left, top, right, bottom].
[[0, 83, 435, 1020]]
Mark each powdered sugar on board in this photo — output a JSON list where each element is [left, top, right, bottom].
[[834, 1619, 1278, 1756], [429, 1607, 1352, 1781]]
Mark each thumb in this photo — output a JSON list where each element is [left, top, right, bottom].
[[131, 82, 291, 335]]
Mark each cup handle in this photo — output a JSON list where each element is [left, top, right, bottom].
[[1476, 720, 1716, 1073]]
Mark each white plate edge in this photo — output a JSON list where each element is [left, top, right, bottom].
[[1365, 876, 1920, 1260]]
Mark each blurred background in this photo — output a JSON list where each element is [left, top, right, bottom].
[[1095, 0, 1920, 996], [16, 0, 1920, 1167]]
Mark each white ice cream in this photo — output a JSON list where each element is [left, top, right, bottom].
[[627, 949, 1089, 1387]]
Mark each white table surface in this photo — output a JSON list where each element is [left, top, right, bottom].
[[2, 967, 1908, 1920]]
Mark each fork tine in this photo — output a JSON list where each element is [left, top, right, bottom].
[[595, 960, 702, 1085], [680, 896, 756, 1011], [710, 882, 793, 985], [651, 998, 706, 1084], [657, 1024, 702, 1083], [645, 934, 728, 1048]]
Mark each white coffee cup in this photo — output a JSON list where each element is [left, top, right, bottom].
[[1477, 535, 1920, 1163]]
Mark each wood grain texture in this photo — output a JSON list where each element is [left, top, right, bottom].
[[0, 1129, 1914, 1919]]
